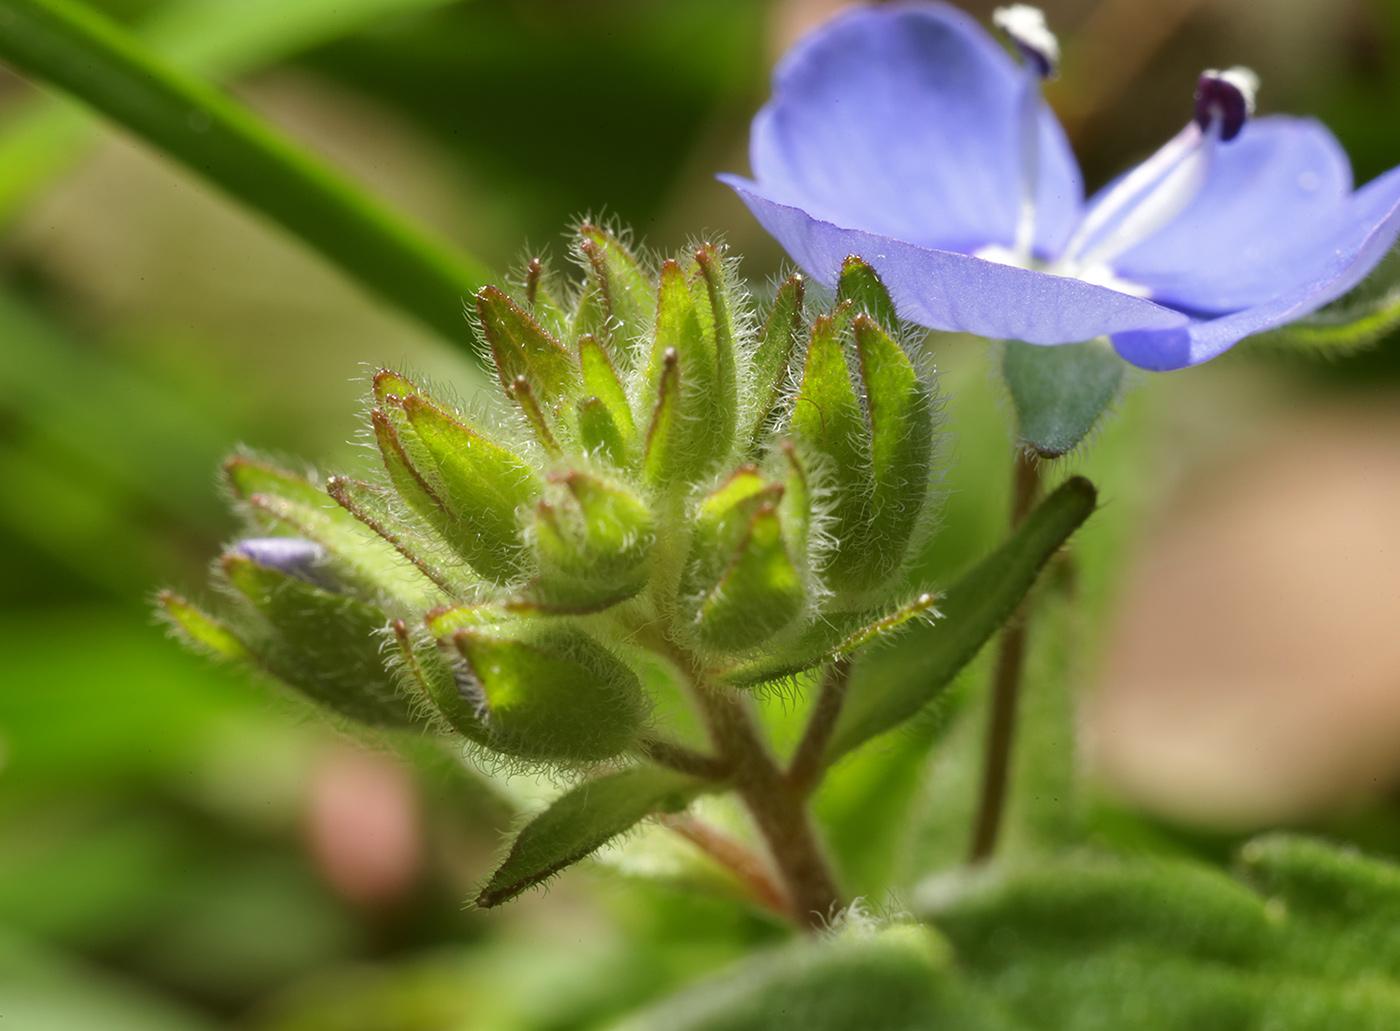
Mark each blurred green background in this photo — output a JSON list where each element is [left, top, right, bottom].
[[1, 0, 1399, 1027]]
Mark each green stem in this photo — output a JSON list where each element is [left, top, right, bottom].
[[0, 0, 491, 351], [969, 449, 1042, 863]]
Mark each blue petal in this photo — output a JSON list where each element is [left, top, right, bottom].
[[1112, 164, 1400, 369], [722, 181, 1188, 344], [1112, 117, 1354, 313], [747, 1, 1082, 258]]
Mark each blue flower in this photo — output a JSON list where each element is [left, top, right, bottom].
[[720, 1, 1400, 370]]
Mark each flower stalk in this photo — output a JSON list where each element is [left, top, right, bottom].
[[969, 449, 1043, 863]]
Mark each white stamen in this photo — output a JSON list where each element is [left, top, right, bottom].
[[993, 5, 1059, 79], [1057, 121, 1213, 272]]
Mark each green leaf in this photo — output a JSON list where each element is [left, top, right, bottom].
[[475, 765, 707, 908], [1002, 339, 1125, 457], [919, 855, 1275, 970], [853, 314, 934, 584], [823, 476, 1097, 763], [1238, 833, 1400, 979], [1240, 285, 1400, 355], [742, 273, 804, 451], [607, 930, 1019, 1031], [451, 626, 648, 763], [836, 256, 899, 331], [476, 285, 579, 403], [399, 395, 539, 581], [696, 505, 805, 652], [0, 0, 489, 352]]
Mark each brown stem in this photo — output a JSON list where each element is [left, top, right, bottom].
[[659, 813, 791, 920], [786, 657, 852, 796], [969, 450, 1042, 864], [694, 684, 843, 931]]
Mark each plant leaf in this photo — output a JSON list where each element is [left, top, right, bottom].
[[476, 766, 707, 907], [823, 476, 1097, 764], [1002, 339, 1125, 457], [607, 930, 1017, 1031]]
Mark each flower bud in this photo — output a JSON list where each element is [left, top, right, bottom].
[[641, 252, 740, 482], [444, 626, 648, 763], [220, 547, 423, 728], [577, 223, 655, 357], [526, 470, 654, 610], [372, 379, 538, 581], [694, 503, 805, 652], [791, 274, 935, 602]]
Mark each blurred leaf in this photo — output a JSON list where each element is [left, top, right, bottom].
[[0, 609, 264, 785], [1001, 339, 1125, 457], [824, 477, 1097, 764], [1239, 285, 1400, 355], [607, 929, 1021, 1031], [0, 927, 217, 1031], [0, 0, 490, 351], [915, 839, 1400, 1030], [476, 766, 708, 908]]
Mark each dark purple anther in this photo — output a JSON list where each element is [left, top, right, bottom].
[[235, 537, 328, 585], [1194, 67, 1259, 142]]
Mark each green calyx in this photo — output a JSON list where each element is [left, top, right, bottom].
[[161, 230, 944, 769]]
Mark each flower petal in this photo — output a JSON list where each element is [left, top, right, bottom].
[[1112, 163, 1400, 369], [1111, 117, 1354, 313], [747, 1, 1082, 257], [723, 181, 1188, 344]]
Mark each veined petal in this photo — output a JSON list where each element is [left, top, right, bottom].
[[724, 181, 1187, 344], [1112, 163, 1400, 369], [748, 1, 1082, 258], [1112, 117, 1354, 313]]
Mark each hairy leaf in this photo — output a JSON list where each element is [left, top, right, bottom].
[[477, 766, 707, 907]]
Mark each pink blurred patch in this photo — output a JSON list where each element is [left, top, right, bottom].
[[306, 746, 423, 908]]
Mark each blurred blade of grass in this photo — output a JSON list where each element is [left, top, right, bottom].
[[0, 0, 472, 223], [0, 927, 217, 1031], [0, 0, 491, 353]]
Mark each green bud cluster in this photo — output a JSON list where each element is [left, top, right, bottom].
[[161, 227, 942, 767]]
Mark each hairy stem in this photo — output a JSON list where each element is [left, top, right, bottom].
[[638, 736, 734, 781], [786, 657, 852, 796], [969, 450, 1042, 863], [694, 682, 843, 931], [658, 813, 791, 920]]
